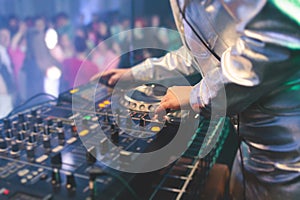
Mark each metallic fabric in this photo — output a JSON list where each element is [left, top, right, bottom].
[[131, 0, 300, 199]]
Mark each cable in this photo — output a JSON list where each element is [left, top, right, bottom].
[[108, 172, 140, 200], [177, 0, 221, 62], [89, 167, 139, 200], [3, 93, 57, 119], [237, 114, 246, 200]]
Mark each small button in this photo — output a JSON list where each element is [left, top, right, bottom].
[[103, 100, 110, 105], [17, 169, 30, 177], [66, 137, 77, 144], [79, 130, 89, 136], [26, 174, 33, 180], [92, 117, 98, 121], [32, 171, 38, 176], [20, 178, 27, 184], [38, 168, 44, 173], [36, 155, 48, 163], [98, 103, 106, 108], [151, 126, 161, 132], [69, 88, 79, 94]]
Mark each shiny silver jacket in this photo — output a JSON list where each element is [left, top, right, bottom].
[[131, 0, 300, 199]]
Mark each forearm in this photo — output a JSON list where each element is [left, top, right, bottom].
[[10, 32, 23, 50], [131, 46, 198, 82]]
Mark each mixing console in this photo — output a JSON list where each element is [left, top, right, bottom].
[[0, 82, 232, 200]]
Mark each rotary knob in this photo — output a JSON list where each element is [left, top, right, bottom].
[[43, 136, 51, 149], [26, 145, 35, 160], [10, 141, 20, 157], [57, 119, 63, 128], [66, 173, 76, 190], [18, 113, 25, 123], [51, 168, 61, 186], [28, 133, 37, 145], [0, 138, 8, 153], [3, 118, 11, 129]]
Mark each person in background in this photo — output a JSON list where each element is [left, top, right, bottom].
[[86, 29, 97, 50], [55, 12, 74, 41], [150, 14, 169, 48], [0, 26, 16, 118], [61, 36, 99, 90], [50, 33, 74, 64], [95, 21, 111, 42], [92, 0, 300, 199], [8, 21, 27, 89], [109, 15, 122, 36], [7, 15, 19, 37], [90, 40, 120, 74], [21, 16, 60, 100]]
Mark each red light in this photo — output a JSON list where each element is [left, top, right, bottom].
[[3, 189, 9, 195], [71, 125, 77, 133]]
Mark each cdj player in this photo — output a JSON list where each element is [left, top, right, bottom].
[[0, 81, 235, 200]]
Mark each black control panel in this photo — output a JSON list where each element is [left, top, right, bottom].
[[0, 82, 229, 200]]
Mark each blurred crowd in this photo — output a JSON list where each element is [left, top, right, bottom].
[[0, 12, 181, 118]]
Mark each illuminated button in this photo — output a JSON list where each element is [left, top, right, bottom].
[[66, 137, 77, 144], [120, 150, 131, 156], [36, 155, 48, 163], [26, 174, 33, 180], [83, 115, 91, 120], [17, 169, 30, 177], [32, 171, 38, 176], [71, 124, 77, 134], [3, 189, 10, 195], [69, 88, 79, 94], [103, 100, 110, 105], [79, 130, 89, 136], [69, 113, 80, 120], [151, 126, 161, 132], [20, 178, 27, 184], [38, 168, 44, 173], [52, 145, 63, 153], [98, 103, 106, 108], [90, 124, 98, 130]]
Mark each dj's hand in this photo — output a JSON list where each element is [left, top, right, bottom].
[[90, 68, 133, 87], [155, 86, 193, 117]]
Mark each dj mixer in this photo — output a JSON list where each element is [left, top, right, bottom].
[[0, 82, 234, 200]]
